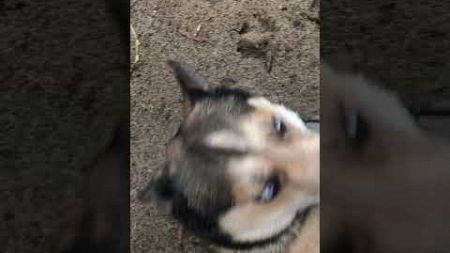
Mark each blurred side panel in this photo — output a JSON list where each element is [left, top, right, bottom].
[[321, 0, 450, 252], [0, 0, 129, 252]]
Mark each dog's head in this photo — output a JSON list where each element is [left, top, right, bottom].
[[138, 61, 319, 250]]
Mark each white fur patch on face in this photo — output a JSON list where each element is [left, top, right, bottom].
[[204, 130, 249, 152], [228, 156, 271, 186], [221, 156, 318, 242], [219, 188, 317, 242], [220, 204, 297, 242], [248, 97, 307, 132]]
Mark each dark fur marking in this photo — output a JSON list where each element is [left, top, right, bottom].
[[188, 86, 251, 104], [339, 103, 370, 149], [151, 175, 176, 200], [172, 191, 314, 251]]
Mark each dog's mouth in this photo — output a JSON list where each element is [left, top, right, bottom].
[[295, 205, 314, 225], [289, 204, 317, 235]]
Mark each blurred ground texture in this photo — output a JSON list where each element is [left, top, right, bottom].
[[321, 0, 450, 116], [1, 0, 127, 252]]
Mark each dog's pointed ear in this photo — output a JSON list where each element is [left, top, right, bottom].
[[167, 60, 210, 115]]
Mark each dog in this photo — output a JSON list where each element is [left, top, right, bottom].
[[321, 63, 450, 253], [138, 61, 320, 253]]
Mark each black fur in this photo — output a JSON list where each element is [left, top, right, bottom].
[[340, 104, 370, 149], [171, 193, 313, 251], [187, 86, 251, 105]]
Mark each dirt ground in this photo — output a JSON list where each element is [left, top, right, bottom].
[[130, 0, 319, 252]]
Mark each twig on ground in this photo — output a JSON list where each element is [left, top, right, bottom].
[[179, 31, 209, 43], [266, 50, 273, 73], [179, 24, 208, 43], [130, 24, 141, 64], [194, 24, 202, 37]]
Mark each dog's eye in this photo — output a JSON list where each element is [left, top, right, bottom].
[[342, 106, 369, 146], [273, 115, 287, 137], [258, 176, 281, 203]]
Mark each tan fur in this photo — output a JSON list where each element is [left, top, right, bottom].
[[288, 208, 319, 253], [217, 209, 319, 253], [217, 97, 320, 252]]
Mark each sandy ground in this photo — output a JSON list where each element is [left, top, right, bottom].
[[130, 0, 319, 252]]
